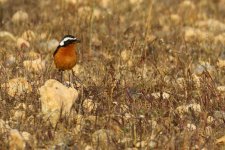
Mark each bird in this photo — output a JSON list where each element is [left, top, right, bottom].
[[53, 35, 81, 84]]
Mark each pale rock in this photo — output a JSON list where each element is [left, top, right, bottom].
[[216, 135, 225, 144], [100, 0, 111, 8], [64, 0, 77, 5], [195, 19, 225, 33], [217, 86, 225, 92], [148, 140, 157, 148], [73, 64, 85, 75], [119, 137, 133, 146], [1, 77, 32, 97], [5, 54, 16, 67], [176, 103, 201, 116], [0, 0, 7, 4], [22, 131, 35, 148], [130, 0, 143, 5], [151, 92, 170, 99], [9, 129, 26, 150], [12, 10, 29, 23], [124, 113, 134, 120], [85, 145, 94, 150], [215, 33, 225, 44], [184, 27, 213, 42], [78, 6, 92, 15], [180, 0, 195, 9], [207, 116, 214, 124], [93, 8, 101, 19], [170, 14, 181, 25], [21, 30, 36, 42], [17, 38, 30, 49], [39, 39, 59, 52], [213, 111, 225, 120], [39, 79, 78, 126], [14, 103, 26, 109], [23, 58, 45, 73], [188, 103, 201, 112], [217, 59, 225, 68], [92, 129, 116, 148], [12, 110, 25, 121], [205, 126, 212, 136], [194, 61, 214, 75], [176, 77, 185, 88], [136, 141, 147, 148], [186, 123, 196, 131], [147, 120, 158, 129], [121, 50, 130, 61], [83, 99, 95, 113], [26, 51, 41, 59], [0, 119, 11, 133], [192, 74, 201, 88], [0, 31, 16, 41]]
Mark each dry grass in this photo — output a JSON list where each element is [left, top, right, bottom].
[[0, 0, 225, 149]]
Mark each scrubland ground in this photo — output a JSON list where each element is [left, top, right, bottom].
[[0, 0, 225, 149]]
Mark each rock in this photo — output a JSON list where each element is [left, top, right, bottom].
[[184, 27, 213, 42], [176, 103, 201, 117], [4, 54, 16, 67], [12, 10, 29, 23], [85, 145, 94, 150], [151, 92, 170, 99], [119, 138, 133, 147], [12, 110, 25, 121], [0, 119, 11, 133], [215, 33, 225, 44], [178, 0, 197, 23], [73, 64, 85, 75], [17, 38, 30, 49], [195, 19, 225, 33], [26, 51, 41, 59], [121, 50, 131, 61], [9, 129, 26, 150], [217, 86, 225, 92], [23, 58, 45, 73], [216, 135, 225, 144], [170, 14, 181, 25], [148, 140, 157, 148], [39, 39, 59, 52], [207, 116, 214, 124], [0, 0, 8, 4], [217, 59, 225, 68], [213, 111, 225, 120], [21, 30, 36, 42], [205, 126, 212, 136], [0, 31, 16, 41], [92, 129, 116, 148], [22, 132, 35, 148], [194, 61, 214, 75], [83, 99, 95, 113], [186, 123, 196, 131], [39, 79, 78, 126], [64, 0, 77, 5], [135, 141, 147, 148], [1, 77, 32, 97]]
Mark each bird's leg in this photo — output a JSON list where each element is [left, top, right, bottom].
[[60, 70, 63, 83], [71, 70, 77, 87]]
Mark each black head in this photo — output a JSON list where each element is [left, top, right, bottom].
[[59, 35, 81, 47]]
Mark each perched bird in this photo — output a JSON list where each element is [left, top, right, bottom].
[[53, 35, 81, 83]]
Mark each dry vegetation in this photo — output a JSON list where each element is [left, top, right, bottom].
[[0, 0, 225, 149]]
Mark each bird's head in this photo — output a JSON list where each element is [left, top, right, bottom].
[[59, 35, 81, 47]]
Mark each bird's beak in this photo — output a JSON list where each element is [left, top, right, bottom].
[[75, 39, 81, 43]]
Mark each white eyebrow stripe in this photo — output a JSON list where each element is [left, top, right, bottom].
[[59, 37, 77, 46]]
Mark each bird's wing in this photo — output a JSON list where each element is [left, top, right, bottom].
[[53, 46, 60, 56]]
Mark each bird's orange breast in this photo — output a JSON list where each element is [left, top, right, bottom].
[[54, 44, 78, 70]]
